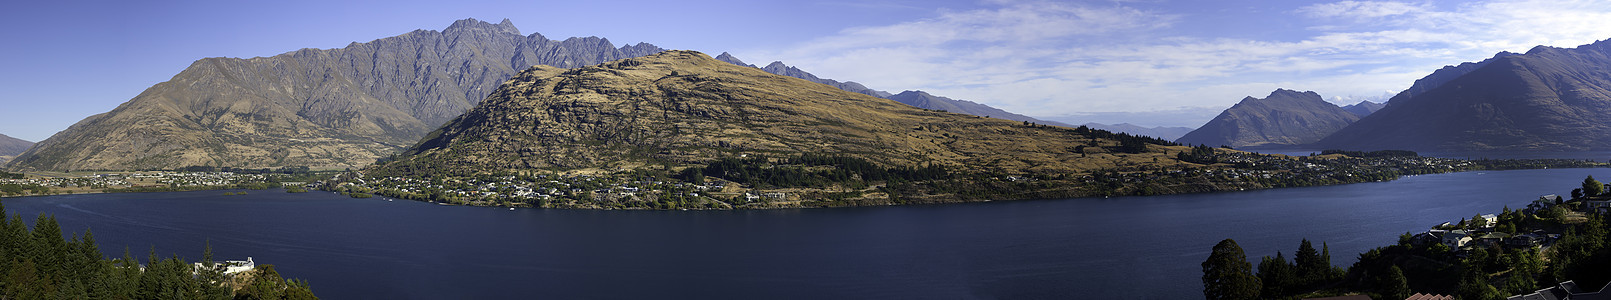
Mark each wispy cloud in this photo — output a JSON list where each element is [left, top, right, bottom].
[[751, 0, 1611, 125], [1297, 1, 1429, 19]]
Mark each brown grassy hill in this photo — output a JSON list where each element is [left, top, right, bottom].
[[371, 50, 1195, 177], [7, 18, 664, 171]]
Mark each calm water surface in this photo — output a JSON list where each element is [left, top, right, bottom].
[[5, 168, 1607, 299]]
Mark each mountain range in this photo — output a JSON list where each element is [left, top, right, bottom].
[[1175, 89, 1360, 148], [7, 18, 665, 171], [370, 51, 1186, 177], [0, 133, 32, 167], [1340, 101, 1385, 117], [712, 53, 1076, 127], [1082, 123, 1194, 141], [1317, 39, 1611, 151]]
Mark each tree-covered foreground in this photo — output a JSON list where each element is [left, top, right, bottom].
[[1204, 176, 1611, 300], [0, 201, 316, 299]]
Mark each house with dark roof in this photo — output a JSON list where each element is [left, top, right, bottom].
[[1507, 280, 1611, 300]]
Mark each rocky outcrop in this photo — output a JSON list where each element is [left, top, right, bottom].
[[8, 18, 665, 171], [372, 51, 1185, 176]]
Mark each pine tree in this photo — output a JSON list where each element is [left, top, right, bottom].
[[1294, 239, 1323, 286], [1378, 265, 1410, 300], [1203, 239, 1261, 300], [1257, 252, 1294, 297], [1585, 175, 1604, 198]]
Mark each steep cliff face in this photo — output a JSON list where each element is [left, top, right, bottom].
[[1317, 40, 1611, 151], [372, 51, 1182, 176], [9, 18, 665, 171], [1176, 89, 1359, 148]]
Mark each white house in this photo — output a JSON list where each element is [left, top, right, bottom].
[[192, 257, 256, 275], [1443, 230, 1472, 248], [223, 257, 255, 274]]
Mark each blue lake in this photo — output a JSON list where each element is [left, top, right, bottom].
[[4, 168, 1607, 299]]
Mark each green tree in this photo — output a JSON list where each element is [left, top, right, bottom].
[[1257, 252, 1294, 297], [1585, 175, 1604, 198], [1295, 239, 1326, 286], [1377, 265, 1410, 300], [1203, 239, 1261, 300]]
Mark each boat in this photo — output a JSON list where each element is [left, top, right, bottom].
[[508, 207, 515, 211]]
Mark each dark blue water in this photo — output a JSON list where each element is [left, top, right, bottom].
[[4, 168, 1606, 299], [1247, 148, 1611, 161]]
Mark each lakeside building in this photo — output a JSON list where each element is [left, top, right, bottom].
[[192, 257, 256, 275], [1507, 280, 1611, 300]]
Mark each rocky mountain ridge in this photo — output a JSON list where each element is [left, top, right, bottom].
[[713, 52, 1070, 126], [1316, 39, 1611, 151], [8, 18, 666, 171]]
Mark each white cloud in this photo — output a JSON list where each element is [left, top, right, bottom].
[[750, 0, 1611, 126], [1297, 1, 1428, 19]]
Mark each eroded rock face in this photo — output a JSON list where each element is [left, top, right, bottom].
[[1317, 39, 1611, 152], [9, 18, 665, 171], [372, 51, 1178, 177], [1177, 89, 1359, 148]]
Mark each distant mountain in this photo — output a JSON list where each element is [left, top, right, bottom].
[[711, 53, 1074, 127], [884, 91, 1073, 126], [1176, 89, 1360, 148], [372, 50, 1182, 177], [1083, 123, 1194, 141], [0, 133, 32, 167], [8, 18, 665, 171], [1316, 39, 1611, 152], [714, 52, 891, 98], [1340, 100, 1385, 117]]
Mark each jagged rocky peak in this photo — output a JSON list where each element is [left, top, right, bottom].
[[714, 52, 751, 67], [446, 17, 521, 36], [5, 18, 670, 171]]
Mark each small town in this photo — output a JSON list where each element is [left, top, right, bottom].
[[0, 171, 300, 197]]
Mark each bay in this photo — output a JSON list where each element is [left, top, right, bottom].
[[4, 168, 1606, 299]]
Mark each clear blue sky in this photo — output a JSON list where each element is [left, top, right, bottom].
[[4, 0, 1611, 141]]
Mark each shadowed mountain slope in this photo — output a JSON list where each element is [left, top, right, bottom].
[[0, 133, 32, 167], [1176, 89, 1359, 148], [1317, 39, 1611, 151]]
